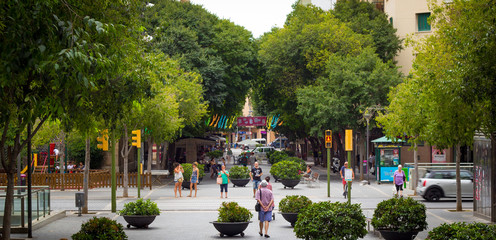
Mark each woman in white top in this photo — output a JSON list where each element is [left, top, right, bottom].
[[173, 162, 184, 198]]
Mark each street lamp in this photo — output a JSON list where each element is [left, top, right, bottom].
[[363, 110, 373, 185]]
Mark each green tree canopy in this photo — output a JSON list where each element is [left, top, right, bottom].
[[143, 0, 258, 116], [297, 48, 402, 135], [255, 3, 374, 138], [333, 0, 402, 63]]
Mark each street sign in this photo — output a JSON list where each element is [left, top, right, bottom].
[[345, 129, 353, 151], [325, 130, 332, 148]]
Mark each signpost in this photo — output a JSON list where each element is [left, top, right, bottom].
[[325, 130, 332, 197], [345, 129, 353, 203]]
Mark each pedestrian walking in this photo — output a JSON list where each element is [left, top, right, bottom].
[[256, 180, 274, 238], [187, 162, 200, 197], [173, 163, 184, 198], [218, 165, 230, 198], [250, 162, 263, 198], [393, 164, 406, 197]]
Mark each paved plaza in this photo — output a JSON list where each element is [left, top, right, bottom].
[[12, 161, 487, 240]]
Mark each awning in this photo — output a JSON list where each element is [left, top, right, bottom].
[[371, 136, 405, 143]]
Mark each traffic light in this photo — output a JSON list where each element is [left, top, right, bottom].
[[97, 130, 109, 151], [325, 130, 332, 148], [132, 130, 141, 148]]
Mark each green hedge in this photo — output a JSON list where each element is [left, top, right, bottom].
[[217, 202, 253, 222], [294, 201, 367, 240], [427, 222, 496, 240]]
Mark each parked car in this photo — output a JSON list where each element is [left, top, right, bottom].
[[237, 139, 259, 150], [252, 146, 275, 161], [416, 169, 473, 201], [270, 137, 288, 149]]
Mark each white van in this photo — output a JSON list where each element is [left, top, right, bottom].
[[252, 138, 267, 146]]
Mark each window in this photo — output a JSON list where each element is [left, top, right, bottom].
[[417, 12, 431, 32]]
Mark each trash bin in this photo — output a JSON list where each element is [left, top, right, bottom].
[[75, 192, 84, 216], [20, 174, 26, 192], [75, 192, 84, 208]]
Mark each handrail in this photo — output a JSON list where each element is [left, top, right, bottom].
[[0, 186, 51, 228]]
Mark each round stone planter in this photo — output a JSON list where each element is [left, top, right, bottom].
[[231, 178, 250, 187], [379, 230, 420, 240], [211, 221, 252, 237], [123, 215, 157, 229], [273, 175, 280, 182], [280, 179, 300, 189], [280, 212, 299, 227]]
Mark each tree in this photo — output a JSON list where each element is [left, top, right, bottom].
[[376, 0, 492, 211], [255, 3, 373, 140], [0, 0, 145, 237], [333, 0, 402, 63], [144, 0, 257, 119]]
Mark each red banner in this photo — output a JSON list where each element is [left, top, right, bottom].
[[237, 117, 267, 127]]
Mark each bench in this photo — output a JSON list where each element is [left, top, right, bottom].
[[150, 170, 170, 185]]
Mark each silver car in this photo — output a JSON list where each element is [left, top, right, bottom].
[[252, 146, 276, 161], [416, 169, 473, 201]]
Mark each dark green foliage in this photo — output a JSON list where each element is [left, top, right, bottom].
[[181, 163, 205, 181], [270, 160, 303, 180], [217, 202, 253, 222], [333, 0, 402, 63], [372, 197, 427, 232], [282, 150, 296, 157], [206, 150, 224, 160], [229, 166, 250, 179], [119, 198, 160, 216], [144, 0, 258, 116], [427, 222, 496, 240], [72, 217, 127, 240], [279, 195, 312, 213], [268, 151, 288, 165], [294, 201, 367, 240]]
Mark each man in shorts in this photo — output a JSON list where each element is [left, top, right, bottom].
[[250, 162, 263, 198]]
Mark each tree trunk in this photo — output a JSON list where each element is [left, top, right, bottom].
[[121, 125, 130, 198], [456, 144, 462, 211], [3, 171, 15, 240], [60, 132, 66, 191], [83, 136, 90, 214], [147, 137, 153, 173], [413, 143, 418, 195]]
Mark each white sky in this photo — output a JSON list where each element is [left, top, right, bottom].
[[189, 0, 334, 38]]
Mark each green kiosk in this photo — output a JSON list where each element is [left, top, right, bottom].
[[371, 136, 408, 183]]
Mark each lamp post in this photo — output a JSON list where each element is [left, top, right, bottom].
[[363, 110, 373, 185]]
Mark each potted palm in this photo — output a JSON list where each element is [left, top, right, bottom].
[[279, 195, 312, 227], [119, 198, 160, 229], [270, 160, 305, 189], [229, 166, 250, 187], [211, 202, 253, 237], [372, 196, 428, 240]]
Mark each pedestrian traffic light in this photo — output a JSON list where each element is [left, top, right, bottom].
[[325, 130, 332, 148], [97, 130, 109, 151], [132, 130, 141, 148]]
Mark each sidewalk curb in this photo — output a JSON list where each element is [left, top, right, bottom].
[[32, 210, 66, 231]]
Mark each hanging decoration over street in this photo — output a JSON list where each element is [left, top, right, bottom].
[[205, 115, 282, 130], [206, 115, 237, 129], [266, 114, 282, 130]]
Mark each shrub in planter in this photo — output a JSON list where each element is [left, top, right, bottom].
[[217, 202, 253, 222], [294, 201, 367, 240], [372, 197, 427, 233], [284, 157, 306, 171], [119, 198, 160, 216], [268, 151, 288, 165], [182, 163, 205, 181], [279, 195, 312, 213], [282, 150, 295, 157], [270, 160, 302, 180], [72, 217, 127, 240], [427, 222, 496, 240], [229, 166, 250, 179], [206, 150, 224, 160]]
